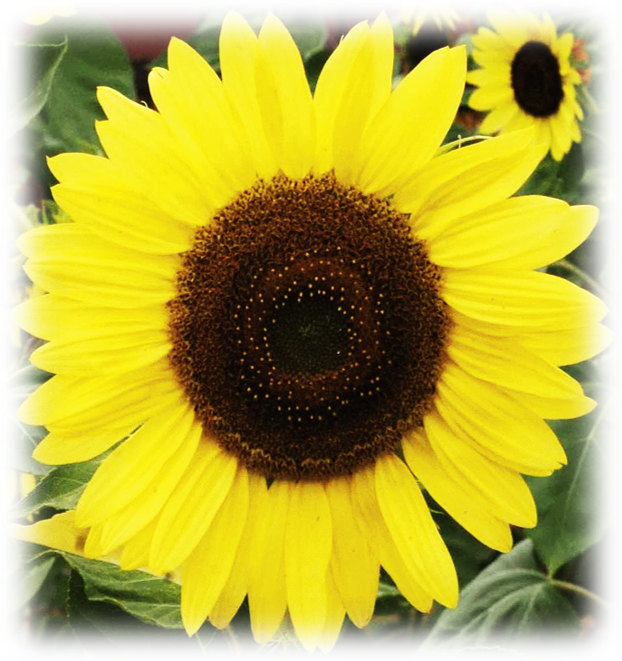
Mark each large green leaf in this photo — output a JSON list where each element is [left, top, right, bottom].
[[59, 552, 183, 629], [36, 24, 135, 156], [69, 572, 232, 659], [11, 455, 108, 520], [421, 540, 580, 649], [526, 405, 607, 575], [2, 365, 51, 475], [12, 39, 68, 134], [14, 553, 58, 610]]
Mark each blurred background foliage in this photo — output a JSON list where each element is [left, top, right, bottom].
[[7, 6, 612, 655]]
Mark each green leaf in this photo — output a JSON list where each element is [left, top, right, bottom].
[[11, 456, 107, 519], [12, 39, 68, 134], [449, 647, 536, 661], [36, 24, 135, 156], [526, 404, 608, 575], [69, 572, 232, 659], [58, 552, 183, 629], [2, 365, 51, 475], [422, 540, 580, 649], [14, 553, 58, 610]]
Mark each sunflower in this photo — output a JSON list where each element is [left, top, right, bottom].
[[466, 9, 585, 161], [14, 12, 608, 651], [400, 0, 462, 34]]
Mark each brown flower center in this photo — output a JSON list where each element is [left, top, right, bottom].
[[511, 40, 564, 118], [167, 172, 450, 481]]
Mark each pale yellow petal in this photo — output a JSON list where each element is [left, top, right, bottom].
[[317, 566, 346, 653], [443, 268, 608, 330], [11, 510, 87, 556], [20, 361, 174, 431], [402, 429, 513, 552], [149, 38, 256, 202], [394, 129, 546, 235], [95, 87, 215, 226], [313, 23, 375, 175], [13, 295, 168, 343], [181, 466, 249, 636], [219, 12, 277, 179], [427, 197, 598, 270], [424, 411, 537, 527], [75, 398, 195, 527], [375, 453, 458, 608], [149, 440, 238, 574], [519, 323, 612, 366], [256, 14, 314, 178], [325, 476, 379, 628], [447, 326, 583, 400], [284, 481, 332, 652], [350, 465, 433, 613], [247, 479, 288, 644], [210, 473, 266, 629], [19, 224, 179, 307], [437, 360, 567, 473], [95, 421, 202, 554], [355, 46, 466, 196]]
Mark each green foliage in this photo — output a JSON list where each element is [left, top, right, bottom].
[[527, 412, 606, 576], [11, 39, 67, 134], [2, 365, 50, 475], [12, 456, 108, 520], [421, 540, 581, 649]]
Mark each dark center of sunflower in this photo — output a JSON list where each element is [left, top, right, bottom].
[[167, 172, 449, 481], [511, 40, 564, 118]]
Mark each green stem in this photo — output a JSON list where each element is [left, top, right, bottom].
[[549, 579, 609, 609], [222, 625, 244, 661], [581, 128, 618, 157], [4, 197, 34, 236], [194, 632, 209, 661], [553, 258, 607, 299]]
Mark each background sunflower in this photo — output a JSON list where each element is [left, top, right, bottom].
[[5, 3, 619, 658], [466, 9, 586, 162]]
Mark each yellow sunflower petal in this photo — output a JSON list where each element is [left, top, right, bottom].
[[424, 412, 537, 528], [94, 421, 202, 554], [350, 465, 433, 613], [247, 479, 288, 644], [181, 466, 249, 636], [149, 440, 238, 575], [313, 23, 372, 175], [437, 361, 567, 474], [402, 429, 513, 552], [443, 268, 607, 330], [219, 12, 277, 179], [447, 326, 584, 400], [427, 197, 598, 270], [394, 129, 546, 235], [375, 453, 458, 609], [318, 567, 346, 653], [355, 46, 466, 196], [13, 295, 168, 343], [75, 398, 195, 527], [284, 481, 332, 652], [149, 38, 256, 202], [325, 477, 379, 628], [519, 323, 613, 366], [255, 14, 314, 179], [11, 510, 87, 556]]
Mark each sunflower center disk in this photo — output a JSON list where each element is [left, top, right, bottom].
[[511, 40, 564, 118], [168, 172, 450, 481]]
